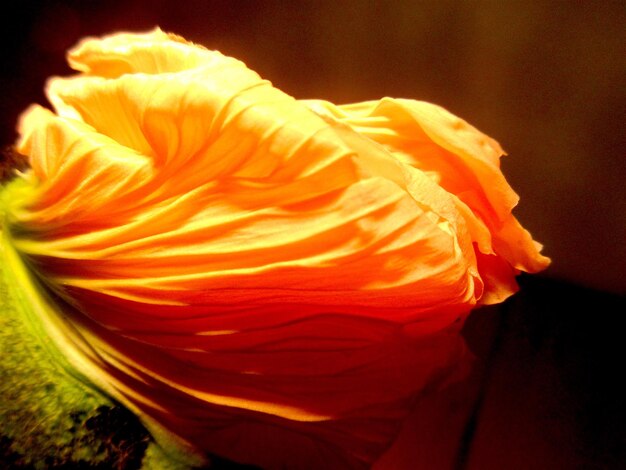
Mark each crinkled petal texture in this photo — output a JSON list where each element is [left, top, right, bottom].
[[5, 29, 549, 469]]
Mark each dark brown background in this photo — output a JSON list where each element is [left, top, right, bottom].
[[1, 2, 624, 469], [1, 0, 624, 294]]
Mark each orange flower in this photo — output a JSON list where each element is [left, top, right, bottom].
[[2, 29, 549, 469]]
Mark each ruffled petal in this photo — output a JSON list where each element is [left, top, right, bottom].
[[302, 98, 550, 304], [67, 28, 222, 76], [15, 105, 152, 232]]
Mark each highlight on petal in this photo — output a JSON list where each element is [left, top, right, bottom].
[[1, 28, 550, 469], [66, 27, 225, 76], [303, 97, 550, 303]]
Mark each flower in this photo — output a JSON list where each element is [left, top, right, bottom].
[[1, 28, 549, 469]]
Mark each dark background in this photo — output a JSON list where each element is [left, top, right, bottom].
[[1, 2, 624, 469], [1, 0, 624, 294]]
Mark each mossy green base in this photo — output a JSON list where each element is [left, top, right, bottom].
[[0, 185, 197, 469], [1, 249, 146, 468]]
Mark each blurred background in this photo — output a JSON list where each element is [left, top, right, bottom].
[[1, 0, 624, 294], [1, 2, 624, 469]]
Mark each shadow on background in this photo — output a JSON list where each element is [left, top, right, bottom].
[[374, 275, 626, 469]]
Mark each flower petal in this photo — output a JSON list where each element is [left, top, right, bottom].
[[15, 105, 152, 232], [3, 29, 550, 469], [67, 28, 219, 76], [303, 97, 550, 303]]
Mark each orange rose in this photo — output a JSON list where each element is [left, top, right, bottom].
[[1, 28, 549, 469]]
